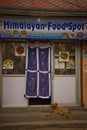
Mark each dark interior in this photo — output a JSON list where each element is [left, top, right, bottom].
[[29, 97, 51, 105]]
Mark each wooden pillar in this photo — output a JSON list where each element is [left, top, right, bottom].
[[0, 41, 2, 107]]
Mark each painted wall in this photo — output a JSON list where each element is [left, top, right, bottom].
[[53, 76, 76, 105], [2, 76, 28, 107]]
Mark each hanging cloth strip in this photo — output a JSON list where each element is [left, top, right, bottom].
[[25, 46, 51, 99]]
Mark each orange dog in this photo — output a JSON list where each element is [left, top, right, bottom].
[[47, 102, 70, 116]]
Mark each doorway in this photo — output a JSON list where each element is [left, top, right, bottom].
[[25, 44, 51, 105]]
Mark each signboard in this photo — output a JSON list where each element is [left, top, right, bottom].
[[0, 16, 87, 39]]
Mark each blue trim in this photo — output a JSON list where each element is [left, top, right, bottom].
[[0, 36, 87, 40]]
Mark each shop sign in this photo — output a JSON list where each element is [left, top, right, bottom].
[[0, 17, 87, 39]]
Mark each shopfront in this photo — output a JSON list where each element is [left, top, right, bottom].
[[0, 16, 87, 107]]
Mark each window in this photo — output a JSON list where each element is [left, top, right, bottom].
[[54, 42, 75, 75], [2, 41, 26, 74]]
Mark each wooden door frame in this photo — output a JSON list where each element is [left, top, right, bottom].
[[80, 41, 84, 107], [80, 40, 87, 107]]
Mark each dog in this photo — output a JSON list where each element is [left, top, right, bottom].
[[46, 102, 70, 116]]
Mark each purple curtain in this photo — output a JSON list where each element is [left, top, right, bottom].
[[39, 48, 49, 71], [26, 71, 37, 97], [27, 47, 37, 70], [39, 72, 50, 98], [25, 47, 50, 98]]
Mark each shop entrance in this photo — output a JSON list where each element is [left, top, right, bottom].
[[25, 44, 51, 105]]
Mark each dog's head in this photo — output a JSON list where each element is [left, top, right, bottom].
[[51, 102, 58, 109]]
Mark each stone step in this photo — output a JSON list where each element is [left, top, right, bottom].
[[0, 111, 87, 123], [0, 107, 87, 130], [0, 106, 87, 113], [0, 108, 87, 125], [0, 120, 87, 130], [0, 107, 87, 121]]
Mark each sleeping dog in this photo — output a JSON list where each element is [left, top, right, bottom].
[[46, 102, 70, 116]]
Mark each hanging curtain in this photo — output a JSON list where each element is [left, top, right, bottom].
[[38, 47, 50, 98], [25, 46, 51, 98]]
